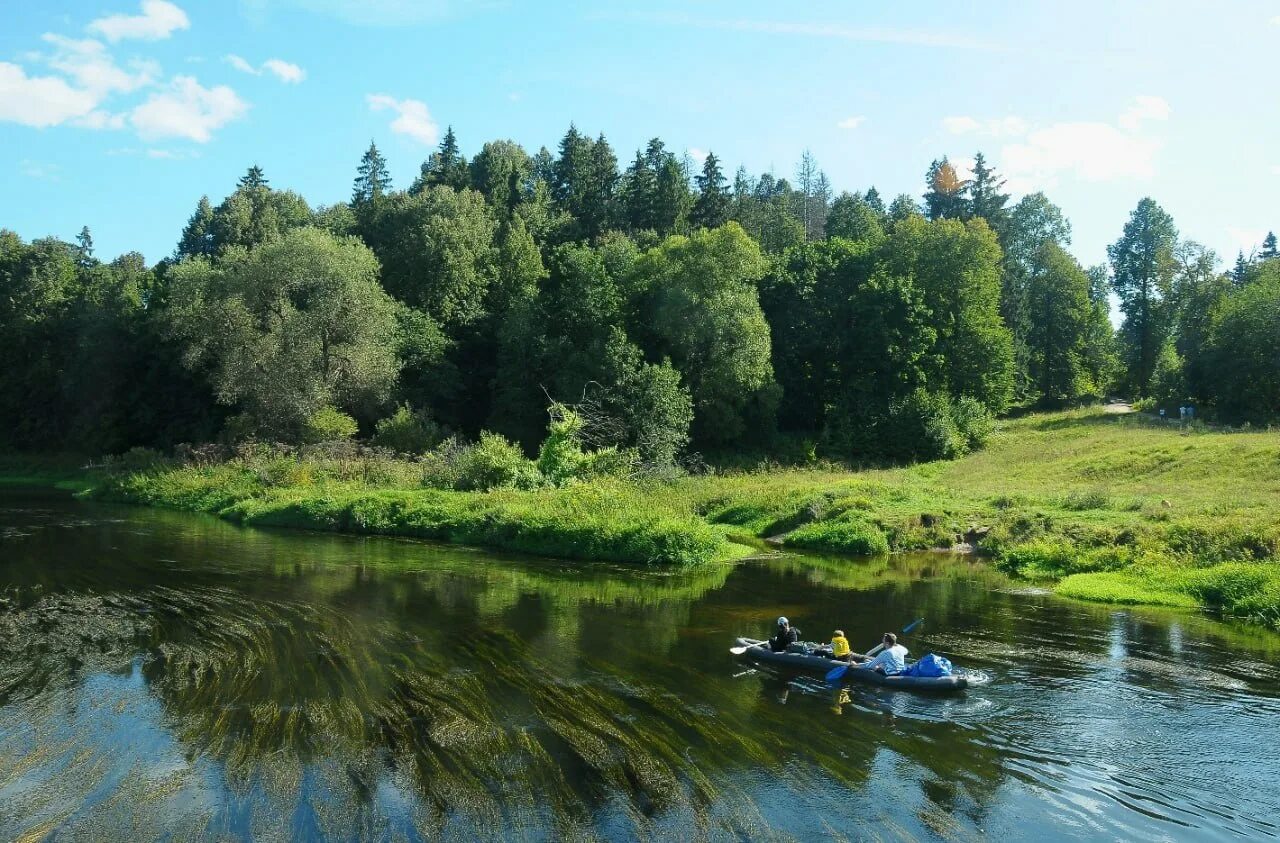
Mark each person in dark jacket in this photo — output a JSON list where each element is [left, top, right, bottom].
[[767, 617, 799, 652]]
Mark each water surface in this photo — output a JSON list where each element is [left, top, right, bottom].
[[2, 489, 1278, 840]]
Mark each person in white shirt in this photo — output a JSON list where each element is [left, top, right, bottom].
[[855, 632, 908, 675]]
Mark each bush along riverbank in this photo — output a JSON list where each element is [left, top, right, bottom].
[[11, 405, 1280, 625]]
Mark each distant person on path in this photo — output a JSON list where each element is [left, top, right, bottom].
[[854, 632, 908, 675], [767, 617, 799, 652]]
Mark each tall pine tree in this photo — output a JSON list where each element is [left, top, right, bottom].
[[238, 165, 268, 189], [1262, 231, 1278, 260], [415, 126, 469, 192], [352, 142, 392, 204], [967, 152, 1009, 230], [691, 152, 729, 229]]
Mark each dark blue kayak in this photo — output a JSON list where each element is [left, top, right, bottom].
[[733, 638, 969, 693]]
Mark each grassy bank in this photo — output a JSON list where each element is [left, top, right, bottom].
[[8, 406, 1280, 624]]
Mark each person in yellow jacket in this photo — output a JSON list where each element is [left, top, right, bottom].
[[829, 629, 853, 661]]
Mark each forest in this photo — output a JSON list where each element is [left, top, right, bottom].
[[3, 125, 1279, 471]]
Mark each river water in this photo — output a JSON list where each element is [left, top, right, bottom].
[[1, 488, 1278, 841]]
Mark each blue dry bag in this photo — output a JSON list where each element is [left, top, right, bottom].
[[904, 653, 952, 678]]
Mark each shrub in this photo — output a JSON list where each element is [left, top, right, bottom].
[[786, 516, 891, 555], [372, 404, 441, 455], [952, 396, 995, 450], [454, 432, 542, 491], [303, 406, 358, 443]]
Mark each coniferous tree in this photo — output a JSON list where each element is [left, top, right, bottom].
[[863, 186, 886, 217], [652, 155, 691, 236], [1262, 231, 1278, 260], [238, 165, 268, 189], [75, 226, 95, 269], [416, 126, 469, 192], [352, 142, 392, 205], [621, 148, 658, 232], [1233, 251, 1250, 286], [691, 152, 729, 229], [177, 196, 216, 258], [794, 150, 822, 240], [967, 152, 1009, 230], [923, 158, 968, 220]]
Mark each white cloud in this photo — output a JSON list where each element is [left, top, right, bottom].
[[836, 115, 865, 130], [263, 59, 305, 83], [942, 114, 1027, 137], [130, 75, 248, 142], [73, 109, 127, 129], [946, 97, 1169, 193], [0, 61, 98, 127], [1118, 95, 1170, 131], [147, 147, 198, 159], [20, 159, 63, 180], [1272, 165, 1280, 176], [42, 34, 157, 96], [88, 0, 190, 42], [688, 147, 709, 165], [1001, 122, 1160, 191], [1271, 14, 1280, 25], [225, 54, 258, 75], [366, 93, 438, 144], [227, 55, 306, 83]]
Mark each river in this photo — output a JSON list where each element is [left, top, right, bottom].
[[2, 488, 1278, 841]]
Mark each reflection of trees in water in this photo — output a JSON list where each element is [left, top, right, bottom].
[[9, 503, 1276, 839]]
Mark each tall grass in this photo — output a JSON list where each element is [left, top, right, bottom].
[[17, 405, 1280, 624]]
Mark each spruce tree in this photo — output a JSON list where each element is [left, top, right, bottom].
[[863, 186, 886, 217], [621, 147, 657, 232], [352, 141, 392, 204], [1233, 251, 1250, 286], [691, 152, 729, 229], [416, 126, 469, 192], [967, 152, 1009, 229], [238, 165, 268, 189], [1262, 231, 1278, 260], [75, 226, 95, 269], [177, 196, 215, 258]]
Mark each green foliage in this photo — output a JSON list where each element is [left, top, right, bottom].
[[1204, 263, 1280, 423], [635, 223, 776, 446], [1109, 198, 1178, 397], [786, 516, 890, 555], [303, 406, 359, 443], [164, 228, 399, 437], [372, 404, 441, 454], [454, 432, 542, 491]]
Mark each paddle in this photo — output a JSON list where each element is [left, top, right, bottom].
[[729, 639, 764, 656], [825, 618, 924, 684]]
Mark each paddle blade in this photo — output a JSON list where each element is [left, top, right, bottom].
[[901, 618, 925, 635], [825, 664, 849, 684], [729, 645, 750, 655]]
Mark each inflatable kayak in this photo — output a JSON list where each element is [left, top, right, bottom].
[[733, 638, 969, 693]]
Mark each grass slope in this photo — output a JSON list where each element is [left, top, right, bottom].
[[11, 406, 1280, 625]]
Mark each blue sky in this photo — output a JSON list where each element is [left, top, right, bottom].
[[3, 0, 1278, 271]]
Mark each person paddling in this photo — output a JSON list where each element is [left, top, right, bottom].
[[854, 632, 908, 675], [767, 617, 799, 652]]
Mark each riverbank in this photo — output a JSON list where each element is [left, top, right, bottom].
[[5, 406, 1279, 623]]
